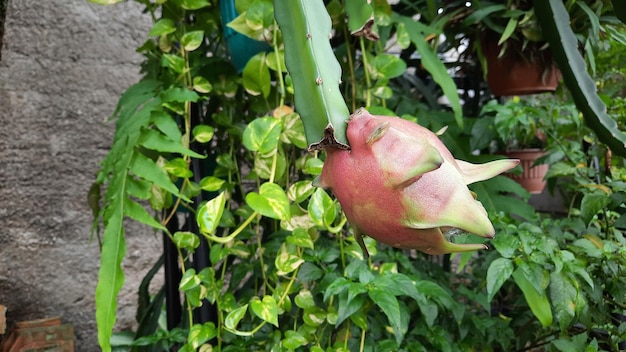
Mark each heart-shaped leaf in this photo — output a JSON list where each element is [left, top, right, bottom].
[[246, 183, 290, 221], [250, 295, 279, 327]]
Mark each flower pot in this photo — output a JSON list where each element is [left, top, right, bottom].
[[504, 149, 549, 194], [482, 38, 561, 96]]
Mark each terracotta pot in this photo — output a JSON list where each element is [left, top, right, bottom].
[[504, 149, 549, 194], [483, 38, 561, 96]]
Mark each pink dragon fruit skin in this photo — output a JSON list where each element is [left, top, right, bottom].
[[318, 108, 519, 255]]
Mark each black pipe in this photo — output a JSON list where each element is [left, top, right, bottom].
[[163, 214, 182, 331]]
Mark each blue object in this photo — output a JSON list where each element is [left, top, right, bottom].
[[220, 0, 271, 73]]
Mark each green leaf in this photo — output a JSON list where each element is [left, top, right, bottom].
[[486, 258, 513, 302], [580, 193, 610, 226], [282, 330, 308, 349], [549, 272, 577, 331], [395, 22, 410, 49], [242, 117, 282, 153], [181, 30, 204, 51], [295, 289, 316, 309], [245, 0, 274, 30], [303, 307, 326, 326], [95, 83, 162, 352], [179, 0, 211, 10], [192, 76, 213, 93], [224, 305, 248, 330], [398, 15, 463, 128], [173, 231, 200, 250], [498, 17, 518, 45], [199, 176, 225, 192], [192, 125, 214, 143], [124, 198, 166, 231], [160, 86, 200, 103], [179, 269, 201, 291], [250, 296, 279, 327], [286, 227, 314, 249], [139, 129, 205, 158], [149, 110, 181, 142], [149, 19, 176, 36], [308, 188, 336, 229], [163, 158, 193, 178], [161, 54, 186, 73], [534, 0, 626, 157], [491, 228, 521, 258], [512, 268, 553, 327], [187, 323, 216, 349], [266, 51, 287, 72], [275, 243, 304, 275], [130, 153, 189, 202], [369, 286, 405, 346], [197, 192, 226, 235], [287, 181, 314, 203], [245, 182, 290, 221], [371, 54, 407, 80], [242, 53, 271, 97]]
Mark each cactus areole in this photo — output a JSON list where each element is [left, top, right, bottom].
[[319, 109, 519, 255]]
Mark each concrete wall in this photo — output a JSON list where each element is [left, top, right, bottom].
[[0, 0, 160, 349]]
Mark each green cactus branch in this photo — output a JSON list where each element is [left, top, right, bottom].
[[535, 0, 626, 157], [274, 0, 351, 150]]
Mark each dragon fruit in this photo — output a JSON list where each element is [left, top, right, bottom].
[[318, 108, 519, 255]]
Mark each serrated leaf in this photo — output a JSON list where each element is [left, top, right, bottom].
[[486, 258, 514, 302], [250, 296, 279, 327], [160, 86, 200, 103], [161, 54, 186, 73], [149, 110, 181, 142], [245, 182, 290, 221], [139, 129, 205, 158], [130, 153, 189, 202], [124, 197, 166, 231]]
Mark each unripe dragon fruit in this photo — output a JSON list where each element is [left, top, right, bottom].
[[318, 108, 519, 255]]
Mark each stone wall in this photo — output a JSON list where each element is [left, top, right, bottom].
[[0, 0, 159, 349]]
